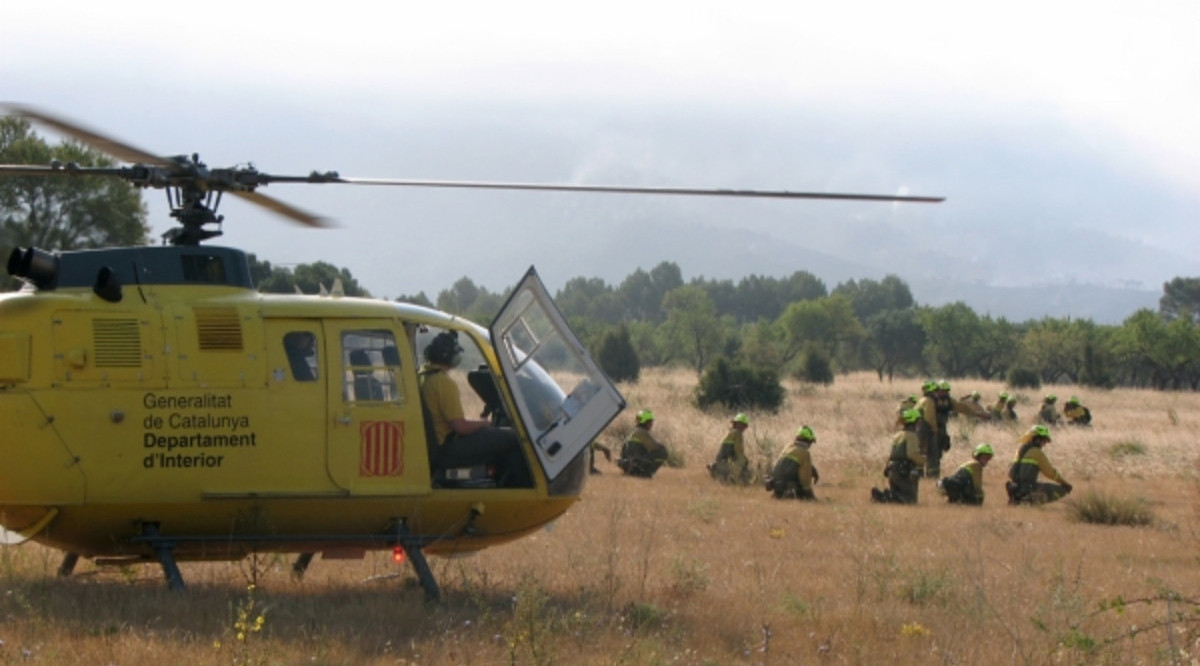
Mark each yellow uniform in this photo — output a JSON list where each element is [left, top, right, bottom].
[[619, 425, 668, 478], [1007, 439, 1071, 504], [710, 427, 751, 484], [768, 443, 815, 500], [419, 364, 462, 444]]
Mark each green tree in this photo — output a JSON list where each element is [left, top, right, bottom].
[[920, 302, 984, 377], [738, 319, 787, 371], [861, 307, 925, 382], [777, 294, 864, 369], [251, 255, 370, 297], [833, 274, 915, 322], [1159, 277, 1200, 323], [556, 276, 623, 324], [616, 261, 684, 323], [661, 285, 723, 375], [1111, 309, 1172, 388], [972, 316, 1022, 380], [0, 117, 149, 269], [436, 277, 506, 321], [1019, 318, 1090, 384], [595, 324, 640, 383]]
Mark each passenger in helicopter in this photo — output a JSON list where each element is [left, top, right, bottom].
[[418, 330, 532, 488], [283, 331, 318, 381]]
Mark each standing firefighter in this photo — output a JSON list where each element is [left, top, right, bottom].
[[709, 413, 753, 485], [766, 426, 818, 500], [1006, 425, 1073, 504], [929, 379, 987, 476], [1064, 396, 1092, 426], [938, 443, 994, 505], [914, 380, 939, 477], [895, 394, 918, 428], [871, 408, 926, 504], [617, 409, 669, 478]]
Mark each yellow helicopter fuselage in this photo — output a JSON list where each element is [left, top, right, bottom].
[[0, 245, 621, 570]]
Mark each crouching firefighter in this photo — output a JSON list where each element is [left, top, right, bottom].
[[617, 409, 669, 478], [1007, 425, 1073, 505], [871, 408, 926, 504], [938, 444, 994, 505], [709, 413, 753, 485], [765, 426, 819, 500]]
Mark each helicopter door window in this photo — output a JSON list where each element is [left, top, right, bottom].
[[283, 331, 318, 381], [341, 330, 402, 403]]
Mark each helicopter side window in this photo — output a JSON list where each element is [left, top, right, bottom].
[[283, 331, 318, 381], [341, 330, 402, 403]]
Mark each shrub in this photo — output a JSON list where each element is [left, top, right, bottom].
[[797, 344, 834, 385], [596, 324, 640, 383], [1007, 366, 1042, 389], [695, 356, 784, 411], [1065, 490, 1155, 526]]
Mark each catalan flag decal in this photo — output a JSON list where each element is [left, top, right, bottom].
[[359, 420, 404, 477]]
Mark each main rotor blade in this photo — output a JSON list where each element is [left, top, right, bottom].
[[1, 102, 171, 167], [327, 177, 945, 203], [230, 190, 331, 228]]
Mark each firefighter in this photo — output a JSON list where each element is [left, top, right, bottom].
[[895, 394, 918, 428], [938, 443, 994, 505], [1006, 425, 1073, 504], [1037, 394, 1061, 425], [709, 413, 753, 485], [1064, 396, 1092, 426], [871, 408, 925, 504], [617, 409, 669, 478], [990, 391, 1018, 422], [914, 380, 939, 476], [928, 380, 985, 477], [766, 426, 818, 500]]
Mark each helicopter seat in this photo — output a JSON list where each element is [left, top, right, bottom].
[[422, 400, 497, 489], [349, 350, 384, 401]]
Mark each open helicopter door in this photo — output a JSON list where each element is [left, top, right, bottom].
[[490, 267, 626, 481]]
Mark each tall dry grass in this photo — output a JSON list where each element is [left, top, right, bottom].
[[2, 369, 1198, 665]]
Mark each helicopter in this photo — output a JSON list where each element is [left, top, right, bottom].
[[0, 103, 943, 600]]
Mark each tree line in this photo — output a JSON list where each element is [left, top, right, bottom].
[[416, 264, 1200, 393], [4, 117, 1199, 393]]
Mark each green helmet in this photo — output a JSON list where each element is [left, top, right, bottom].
[[795, 425, 816, 443], [921, 380, 937, 393], [1066, 396, 1080, 405], [636, 409, 655, 425], [973, 443, 994, 458], [998, 391, 1010, 401], [733, 413, 749, 425], [1030, 424, 1051, 440], [970, 390, 981, 400], [901, 408, 921, 424], [1045, 394, 1057, 403], [937, 380, 951, 391]]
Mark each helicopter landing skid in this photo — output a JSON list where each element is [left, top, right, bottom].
[[123, 521, 443, 601], [389, 520, 441, 603]]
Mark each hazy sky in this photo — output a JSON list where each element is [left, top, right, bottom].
[[3, 1, 1197, 300]]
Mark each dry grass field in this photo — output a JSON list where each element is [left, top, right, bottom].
[[2, 369, 1198, 665]]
